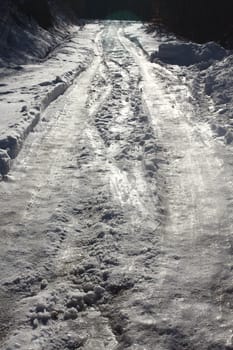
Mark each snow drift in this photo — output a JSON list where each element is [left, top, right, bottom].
[[151, 41, 227, 66], [126, 23, 233, 145], [0, 0, 77, 67], [0, 0, 97, 177]]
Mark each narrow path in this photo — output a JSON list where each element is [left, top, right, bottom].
[[0, 22, 233, 350]]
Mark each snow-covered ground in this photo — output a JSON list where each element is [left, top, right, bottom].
[[125, 23, 233, 144], [0, 23, 99, 169], [1, 20, 233, 350]]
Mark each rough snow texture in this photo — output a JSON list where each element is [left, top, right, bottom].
[[0, 23, 97, 174], [126, 23, 233, 144], [151, 41, 227, 66], [191, 50, 233, 143], [1, 21, 233, 350], [0, 0, 75, 67], [125, 24, 228, 67], [0, 0, 91, 175]]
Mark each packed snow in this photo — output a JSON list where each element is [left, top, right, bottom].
[[1, 17, 233, 350]]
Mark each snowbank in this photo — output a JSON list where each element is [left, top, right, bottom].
[[203, 53, 233, 143], [124, 25, 227, 67], [205, 55, 233, 104], [125, 23, 233, 145], [0, 0, 96, 176], [0, 24, 100, 175], [0, 149, 11, 178], [0, 70, 81, 159], [0, 0, 76, 67], [151, 41, 227, 66]]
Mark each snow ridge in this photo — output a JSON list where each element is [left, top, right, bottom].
[[0, 24, 98, 177]]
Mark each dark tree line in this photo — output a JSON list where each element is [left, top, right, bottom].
[[69, 0, 152, 20], [68, 0, 233, 47], [151, 0, 233, 48], [7, 0, 233, 48], [9, 0, 153, 25]]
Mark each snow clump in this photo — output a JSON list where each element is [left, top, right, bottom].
[[0, 149, 11, 178]]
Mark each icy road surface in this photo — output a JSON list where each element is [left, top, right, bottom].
[[1, 22, 233, 350]]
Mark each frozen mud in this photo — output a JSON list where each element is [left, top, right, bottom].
[[1, 21, 233, 350]]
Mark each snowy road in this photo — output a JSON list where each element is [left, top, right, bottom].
[[1, 22, 233, 350]]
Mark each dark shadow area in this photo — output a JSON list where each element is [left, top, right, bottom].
[[149, 0, 233, 49], [15, 0, 53, 29], [68, 0, 233, 48], [73, 0, 152, 21], [2, 0, 233, 48]]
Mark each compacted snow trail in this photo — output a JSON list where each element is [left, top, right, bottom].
[[1, 22, 233, 350]]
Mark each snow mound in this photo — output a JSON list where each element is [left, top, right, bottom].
[[205, 55, 233, 101], [203, 53, 233, 144], [0, 23, 98, 176], [0, 149, 11, 177], [0, 0, 77, 67], [151, 41, 227, 66]]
